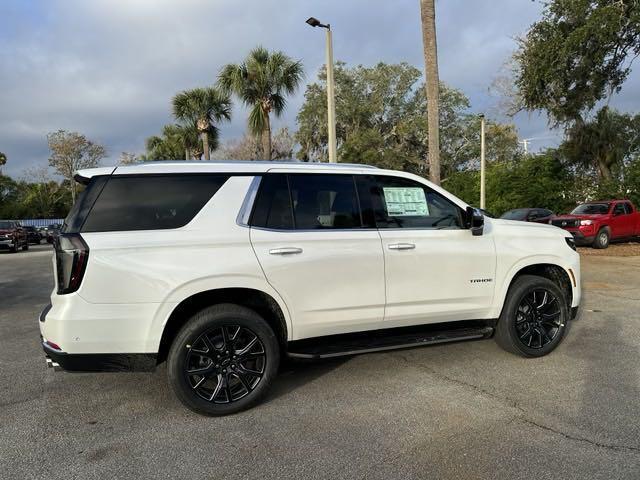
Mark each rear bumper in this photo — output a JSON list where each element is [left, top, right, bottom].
[[42, 341, 157, 372], [40, 304, 157, 372]]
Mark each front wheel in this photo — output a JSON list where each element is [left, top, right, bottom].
[[167, 304, 280, 416], [495, 275, 569, 357], [593, 228, 609, 249]]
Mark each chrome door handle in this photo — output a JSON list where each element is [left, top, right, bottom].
[[388, 243, 415, 250], [269, 247, 303, 255]]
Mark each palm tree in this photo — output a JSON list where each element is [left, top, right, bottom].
[[218, 47, 303, 160], [420, 0, 441, 185], [163, 123, 203, 160], [172, 87, 232, 160]]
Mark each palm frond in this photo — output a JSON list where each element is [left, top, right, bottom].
[[247, 103, 267, 136]]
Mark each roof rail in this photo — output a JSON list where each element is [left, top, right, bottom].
[[136, 160, 378, 169]]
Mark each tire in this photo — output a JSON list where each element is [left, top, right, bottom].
[[10, 241, 18, 253], [593, 228, 609, 249], [167, 303, 280, 416], [22, 241, 29, 251], [495, 275, 570, 357]]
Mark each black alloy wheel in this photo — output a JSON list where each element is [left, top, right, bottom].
[[495, 274, 569, 357], [185, 325, 266, 403], [167, 303, 279, 416], [514, 289, 562, 349]]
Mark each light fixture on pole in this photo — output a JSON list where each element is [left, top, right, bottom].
[[479, 114, 486, 209], [306, 16, 337, 163]]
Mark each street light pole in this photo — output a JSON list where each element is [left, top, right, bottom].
[[479, 114, 486, 209], [306, 17, 337, 163]]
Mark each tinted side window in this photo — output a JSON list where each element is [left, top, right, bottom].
[[624, 203, 633, 215], [81, 175, 229, 232], [250, 174, 293, 230], [289, 174, 361, 229], [63, 176, 109, 233], [373, 176, 462, 229], [613, 203, 626, 215]]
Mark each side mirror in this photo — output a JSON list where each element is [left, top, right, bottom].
[[465, 206, 484, 236]]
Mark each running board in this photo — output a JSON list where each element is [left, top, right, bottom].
[[287, 322, 494, 360]]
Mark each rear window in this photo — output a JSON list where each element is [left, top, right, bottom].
[[80, 175, 229, 232]]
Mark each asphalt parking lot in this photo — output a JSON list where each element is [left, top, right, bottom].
[[1, 244, 639, 479]]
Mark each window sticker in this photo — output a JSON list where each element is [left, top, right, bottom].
[[383, 187, 429, 216]]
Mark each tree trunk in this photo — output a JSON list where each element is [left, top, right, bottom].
[[420, 0, 441, 185], [185, 148, 189, 161], [597, 156, 613, 181], [197, 118, 210, 161], [262, 113, 272, 161], [202, 132, 210, 161], [70, 175, 76, 204]]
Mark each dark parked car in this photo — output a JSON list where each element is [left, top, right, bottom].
[[46, 224, 62, 244], [0, 220, 29, 252], [501, 208, 554, 224], [24, 226, 43, 244]]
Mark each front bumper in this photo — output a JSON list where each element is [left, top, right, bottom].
[[0, 239, 14, 249], [557, 224, 596, 246]]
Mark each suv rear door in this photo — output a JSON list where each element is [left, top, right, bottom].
[[249, 172, 385, 340], [367, 174, 496, 327]]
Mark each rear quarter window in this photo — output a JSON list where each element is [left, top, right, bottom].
[[81, 174, 229, 232]]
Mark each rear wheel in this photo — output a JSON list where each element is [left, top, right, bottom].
[[593, 228, 609, 249], [495, 275, 569, 357], [167, 304, 279, 416]]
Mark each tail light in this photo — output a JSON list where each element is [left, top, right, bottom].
[[55, 234, 89, 294]]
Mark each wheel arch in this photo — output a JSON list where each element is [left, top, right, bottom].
[[496, 260, 575, 317], [156, 287, 290, 364]]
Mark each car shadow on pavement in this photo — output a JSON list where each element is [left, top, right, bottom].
[[264, 356, 349, 404]]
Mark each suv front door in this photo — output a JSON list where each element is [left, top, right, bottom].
[[367, 175, 496, 327], [249, 173, 385, 340]]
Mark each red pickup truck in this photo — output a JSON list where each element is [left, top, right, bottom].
[[0, 220, 29, 253], [550, 200, 640, 249]]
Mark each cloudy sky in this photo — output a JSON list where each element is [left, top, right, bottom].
[[1, 0, 639, 178]]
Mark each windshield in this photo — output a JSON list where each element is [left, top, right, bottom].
[[501, 209, 528, 220], [0, 221, 13, 229], [571, 203, 610, 215]]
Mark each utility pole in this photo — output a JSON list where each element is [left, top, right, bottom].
[[306, 17, 337, 163], [479, 114, 486, 209]]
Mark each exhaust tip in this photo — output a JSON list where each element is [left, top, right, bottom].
[[45, 357, 62, 371]]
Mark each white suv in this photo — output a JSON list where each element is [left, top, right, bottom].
[[40, 161, 581, 415]]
